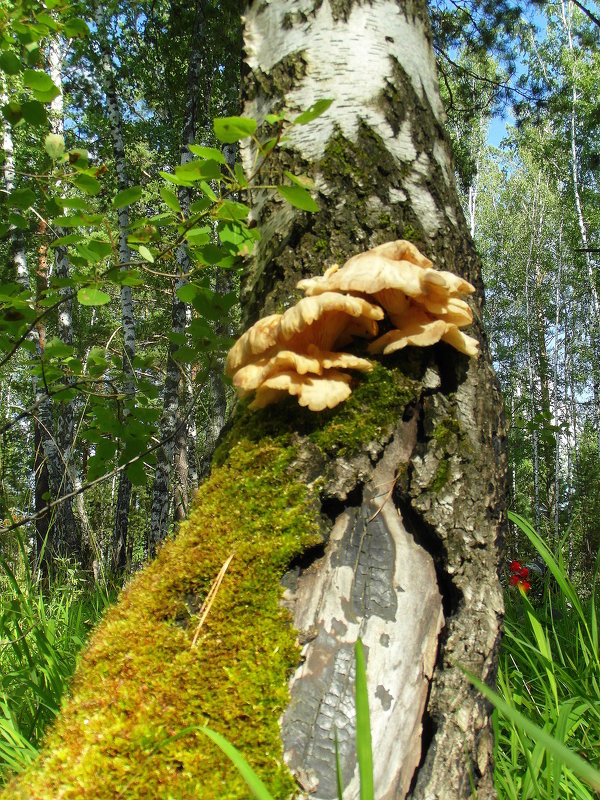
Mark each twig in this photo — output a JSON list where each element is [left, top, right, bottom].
[[190, 553, 235, 648]]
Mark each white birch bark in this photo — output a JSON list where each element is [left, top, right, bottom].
[[95, 2, 136, 572], [150, 1, 205, 551], [242, 2, 505, 797]]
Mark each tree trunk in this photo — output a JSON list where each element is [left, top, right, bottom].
[[149, 0, 205, 551], [0, 3, 505, 799], [95, 2, 137, 574]]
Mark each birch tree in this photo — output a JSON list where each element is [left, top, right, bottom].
[[0, 2, 505, 798], [94, 2, 138, 572]]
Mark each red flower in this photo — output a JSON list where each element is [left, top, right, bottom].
[[518, 580, 531, 593], [509, 560, 522, 573], [509, 574, 520, 586]]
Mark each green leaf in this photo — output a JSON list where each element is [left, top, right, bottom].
[[138, 245, 154, 263], [126, 459, 147, 486], [68, 149, 89, 169], [77, 287, 111, 306], [175, 284, 198, 303], [72, 173, 101, 196], [200, 728, 275, 800], [35, 13, 59, 31], [200, 181, 218, 201], [258, 136, 278, 156], [2, 102, 22, 126], [49, 233, 84, 248], [23, 68, 56, 93], [188, 145, 226, 164], [214, 200, 250, 222], [354, 640, 374, 800], [57, 197, 89, 211], [190, 197, 212, 214], [176, 158, 221, 181], [293, 98, 333, 125], [44, 132, 64, 158], [63, 18, 89, 37], [159, 187, 181, 213], [172, 345, 197, 363], [213, 116, 257, 143], [265, 112, 286, 124], [0, 52, 21, 75], [159, 170, 194, 187], [8, 188, 35, 209], [276, 184, 319, 212], [87, 239, 113, 259], [185, 226, 210, 246], [52, 213, 102, 228], [234, 163, 248, 188], [44, 337, 73, 358], [31, 84, 61, 103], [113, 185, 142, 208], [8, 212, 29, 230], [284, 170, 314, 188]]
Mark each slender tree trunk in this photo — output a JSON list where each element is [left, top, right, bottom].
[[553, 231, 563, 546], [34, 220, 80, 561], [149, 0, 205, 551], [0, 4, 505, 798], [95, 3, 137, 573]]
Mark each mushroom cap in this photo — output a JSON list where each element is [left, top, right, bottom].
[[368, 307, 479, 357], [395, 295, 473, 328], [297, 241, 475, 315], [278, 292, 384, 349], [233, 346, 372, 394], [249, 370, 353, 412], [226, 292, 383, 378], [225, 313, 281, 376]]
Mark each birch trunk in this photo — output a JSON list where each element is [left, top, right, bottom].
[[149, 1, 204, 551], [0, 3, 505, 798], [95, 3, 137, 573], [240, 4, 505, 796]]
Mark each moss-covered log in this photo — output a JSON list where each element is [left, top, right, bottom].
[[1, 1, 506, 798]]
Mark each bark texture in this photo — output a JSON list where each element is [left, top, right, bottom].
[[241, 1, 505, 797], [95, 2, 137, 572], [0, 2, 505, 799]]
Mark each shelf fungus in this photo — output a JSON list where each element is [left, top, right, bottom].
[[226, 241, 479, 411], [224, 293, 382, 411]]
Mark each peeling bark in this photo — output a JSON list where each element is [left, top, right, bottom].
[[241, 1, 505, 796]]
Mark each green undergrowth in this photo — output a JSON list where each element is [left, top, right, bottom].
[[2, 363, 418, 800]]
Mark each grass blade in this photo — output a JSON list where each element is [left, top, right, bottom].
[[200, 726, 274, 800], [334, 728, 344, 800], [354, 639, 374, 800], [467, 669, 600, 791]]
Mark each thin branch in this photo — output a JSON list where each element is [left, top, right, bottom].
[[435, 48, 538, 103]]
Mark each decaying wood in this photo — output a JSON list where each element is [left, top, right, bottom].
[[282, 414, 444, 799]]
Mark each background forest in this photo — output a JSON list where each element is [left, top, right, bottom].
[[0, 0, 599, 797]]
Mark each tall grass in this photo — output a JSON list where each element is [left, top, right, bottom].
[[490, 512, 600, 799], [0, 535, 113, 783]]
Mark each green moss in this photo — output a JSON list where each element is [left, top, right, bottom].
[[3, 362, 422, 800], [433, 417, 461, 449], [430, 457, 451, 493], [2, 437, 322, 800]]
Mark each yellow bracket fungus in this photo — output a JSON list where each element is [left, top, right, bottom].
[[227, 241, 479, 411]]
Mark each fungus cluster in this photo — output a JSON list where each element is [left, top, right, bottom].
[[225, 240, 479, 411]]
